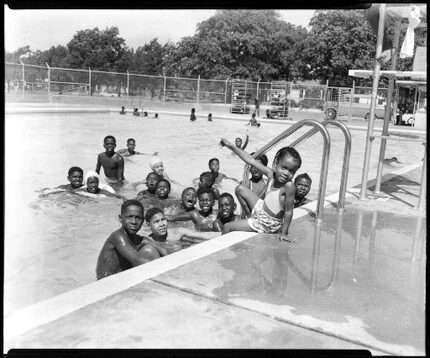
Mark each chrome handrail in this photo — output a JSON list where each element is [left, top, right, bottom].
[[288, 120, 352, 210], [243, 119, 331, 222]]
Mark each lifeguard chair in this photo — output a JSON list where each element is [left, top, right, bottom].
[[230, 79, 251, 114], [268, 81, 288, 118]]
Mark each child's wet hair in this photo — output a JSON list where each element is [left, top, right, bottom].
[[250, 152, 268, 166], [197, 187, 214, 198], [146, 171, 159, 179], [145, 207, 164, 223], [155, 178, 171, 190], [200, 171, 215, 185], [182, 187, 196, 195], [208, 158, 219, 166], [127, 138, 135, 144], [68, 166, 83, 176], [121, 199, 144, 215], [218, 192, 234, 202], [273, 147, 302, 168], [104, 135, 116, 143], [294, 173, 312, 184]]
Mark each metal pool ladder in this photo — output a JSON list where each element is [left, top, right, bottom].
[[242, 119, 352, 222]]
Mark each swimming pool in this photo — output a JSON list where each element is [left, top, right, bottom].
[[4, 111, 424, 315]]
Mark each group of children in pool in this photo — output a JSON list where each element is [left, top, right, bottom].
[[46, 125, 312, 280]]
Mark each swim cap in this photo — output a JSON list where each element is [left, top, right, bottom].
[[149, 156, 163, 170], [84, 170, 99, 182]]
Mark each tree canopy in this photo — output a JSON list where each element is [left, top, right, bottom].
[[5, 9, 425, 83]]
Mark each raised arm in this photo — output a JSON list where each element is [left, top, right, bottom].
[[220, 138, 271, 178], [279, 181, 297, 243], [241, 133, 249, 150]]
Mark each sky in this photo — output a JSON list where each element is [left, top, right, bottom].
[[4, 7, 315, 53]]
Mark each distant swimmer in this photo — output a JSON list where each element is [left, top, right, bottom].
[[208, 113, 213, 121], [383, 157, 401, 165], [76, 171, 124, 199], [133, 108, 140, 116], [96, 200, 168, 280], [235, 130, 249, 151], [95, 135, 125, 186], [117, 138, 159, 158], [120, 106, 126, 115], [190, 108, 197, 122], [247, 113, 261, 127], [39, 166, 84, 196]]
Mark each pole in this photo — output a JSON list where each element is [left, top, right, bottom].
[[348, 80, 355, 121], [224, 77, 229, 105], [46, 63, 51, 102], [88, 67, 91, 96], [197, 75, 200, 104], [256, 79, 260, 100], [127, 71, 130, 98], [416, 143, 426, 211], [359, 4, 386, 200], [374, 19, 401, 194], [289, 81, 293, 113], [20, 60, 25, 100], [163, 75, 166, 103]]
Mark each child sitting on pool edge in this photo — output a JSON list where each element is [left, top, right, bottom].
[[220, 138, 302, 242], [96, 200, 171, 280], [167, 187, 218, 232], [294, 173, 312, 208]]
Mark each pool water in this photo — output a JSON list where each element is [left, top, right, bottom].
[[4, 112, 424, 315]]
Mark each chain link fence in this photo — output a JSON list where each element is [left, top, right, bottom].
[[5, 61, 389, 120]]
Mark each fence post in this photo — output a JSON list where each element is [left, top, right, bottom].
[[197, 75, 200, 104], [289, 81, 293, 111], [20, 60, 25, 100], [163, 75, 166, 102], [348, 80, 354, 120], [256, 79, 260, 100], [88, 67, 91, 96], [127, 71, 130, 98], [224, 77, 230, 105], [46, 63, 51, 102]]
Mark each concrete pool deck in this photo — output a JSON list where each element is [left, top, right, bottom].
[[4, 160, 425, 354]]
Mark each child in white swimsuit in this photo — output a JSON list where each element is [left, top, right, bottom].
[[219, 138, 302, 242]]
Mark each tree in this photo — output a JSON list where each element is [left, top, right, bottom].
[[169, 10, 307, 81], [67, 27, 127, 71], [129, 39, 164, 75], [295, 10, 376, 82]]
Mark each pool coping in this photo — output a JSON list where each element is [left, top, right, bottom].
[[3, 160, 424, 347]]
